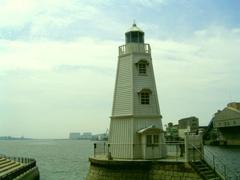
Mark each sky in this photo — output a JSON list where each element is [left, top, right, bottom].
[[0, 0, 240, 139]]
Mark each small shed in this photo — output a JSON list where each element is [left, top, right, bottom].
[[138, 125, 163, 159]]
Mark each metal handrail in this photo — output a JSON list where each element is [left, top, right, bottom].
[[0, 154, 34, 164], [204, 147, 239, 180], [190, 144, 240, 180], [93, 141, 185, 161]]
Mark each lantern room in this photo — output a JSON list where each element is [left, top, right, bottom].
[[125, 23, 144, 43]]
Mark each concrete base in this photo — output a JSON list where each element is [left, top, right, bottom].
[[86, 157, 202, 180], [15, 167, 40, 180]]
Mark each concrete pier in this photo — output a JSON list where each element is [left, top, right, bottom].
[[86, 157, 202, 180], [0, 155, 39, 180]]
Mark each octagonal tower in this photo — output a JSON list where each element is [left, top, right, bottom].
[[108, 23, 166, 159]]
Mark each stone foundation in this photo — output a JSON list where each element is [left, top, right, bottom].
[[15, 167, 40, 180], [86, 158, 202, 180]]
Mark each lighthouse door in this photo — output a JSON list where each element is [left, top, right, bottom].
[[144, 134, 160, 159], [138, 126, 162, 159], [145, 135, 154, 159]]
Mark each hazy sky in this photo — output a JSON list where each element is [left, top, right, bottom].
[[0, 0, 240, 139]]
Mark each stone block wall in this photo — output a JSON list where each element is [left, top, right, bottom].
[[149, 162, 202, 180], [87, 165, 149, 180], [86, 158, 202, 180]]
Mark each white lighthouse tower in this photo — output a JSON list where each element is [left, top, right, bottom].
[[108, 23, 166, 160]]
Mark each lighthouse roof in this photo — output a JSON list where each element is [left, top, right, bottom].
[[126, 23, 144, 33], [125, 22, 145, 43]]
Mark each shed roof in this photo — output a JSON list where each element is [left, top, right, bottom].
[[137, 125, 162, 134]]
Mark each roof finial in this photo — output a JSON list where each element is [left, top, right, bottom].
[[133, 19, 136, 27]]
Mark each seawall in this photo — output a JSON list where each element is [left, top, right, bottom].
[[14, 167, 40, 180], [0, 155, 39, 180], [86, 158, 202, 180]]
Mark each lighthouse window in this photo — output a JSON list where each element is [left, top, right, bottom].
[[146, 135, 159, 146], [153, 135, 159, 144], [146, 135, 152, 146], [139, 63, 146, 74], [141, 92, 150, 104], [131, 32, 139, 42]]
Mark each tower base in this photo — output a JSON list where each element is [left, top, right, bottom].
[[86, 157, 202, 180]]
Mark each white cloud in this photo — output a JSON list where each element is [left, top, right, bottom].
[[130, 0, 167, 7], [150, 27, 240, 125], [0, 25, 240, 138], [0, 0, 119, 41], [0, 0, 38, 27], [0, 38, 119, 71], [0, 37, 119, 138]]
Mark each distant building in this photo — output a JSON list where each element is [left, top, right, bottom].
[[212, 102, 240, 145], [198, 126, 208, 134], [165, 122, 179, 141], [69, 132, 81, 140], [81, 132, 92, 140], [213, 102, 240, 128], [92, 133, 108, 141], [178, 116, 199, 138]]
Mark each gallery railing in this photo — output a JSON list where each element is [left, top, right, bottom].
[[190, 144, 240, 180], [0, 154, 37, 180], [93, 141, 185, 161], [119, 43, 151, 55]]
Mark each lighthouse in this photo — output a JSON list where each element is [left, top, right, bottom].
[[108, 23, 166, 159]]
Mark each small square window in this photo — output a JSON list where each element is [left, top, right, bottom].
[[146, 135, 152, 146], [146, 135, 159, 147], [141, 92, 150, 104], [139, 63, 146, 74], [153, 135, 159, 144]]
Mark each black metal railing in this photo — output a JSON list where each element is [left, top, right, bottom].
[[93, 142, 239, 179], [93, 142, 109, 157], [190, 144, 240, 180], [0, 154, 34, 164], [93, 141, 185, 161]]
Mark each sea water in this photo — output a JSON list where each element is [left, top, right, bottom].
[[0, 140, 240, 180], [0, 139, 93, 180]]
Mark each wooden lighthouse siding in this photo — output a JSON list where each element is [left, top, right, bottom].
[[108, 24, 166, 160], [132, 55, 160, 116], [110, 53, 135, 159], [110, 52, 163, 159], [112, 55, 133, 116], [131, 52, 163, 158], [132, 118, 163, 159], [109, 118, 134, 159], [110, 51, 164, 159]]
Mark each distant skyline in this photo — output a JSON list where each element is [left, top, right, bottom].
[[1, 0, 240, 138]]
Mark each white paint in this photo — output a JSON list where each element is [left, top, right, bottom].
[[109, 24, 166, 159]]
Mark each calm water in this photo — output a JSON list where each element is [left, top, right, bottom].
[[0, 139, 93, 180], [0, 140, 240, 180]]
